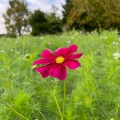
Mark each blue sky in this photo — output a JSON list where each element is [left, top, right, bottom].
[[0, 0, 65, 34]]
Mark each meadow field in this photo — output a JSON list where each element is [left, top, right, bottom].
[[0, 30, 120, 120]]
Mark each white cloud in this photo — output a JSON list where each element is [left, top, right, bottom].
[[27, 0, 66, 17], [0, 0, 9, 34], [0, 0, 66, 34], [0, 24, 6, 34]]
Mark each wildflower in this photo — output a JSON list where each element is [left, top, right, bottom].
[[113, 52, 120, 60], [17, 51, 20, 54], [31, 65, 37, 70], [67, 40, 71, 44], [80, 29, 84, 34], [113, 42, 116, 44], [40, 37, 44, 39], [113, 42, 118, 45], [25, 54, 30, 59], [33, 44, 83, 80], [1, 50, 5, 53], [48, 42, 51, 45], [71, 36, 74, 39], [110, 118, 114, 120]]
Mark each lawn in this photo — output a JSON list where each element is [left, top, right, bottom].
[[0, 30, 120, 120]]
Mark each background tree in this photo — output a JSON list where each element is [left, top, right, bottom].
[[99, 0, 120, 30], [3, 0, 30, 36], [62, 0, 120, 31], [66, 0, 104, 31], [62, 0, 73, 30], [45, 5, 62, 34], [29, 8, 62, 36], [29, 10, 50, 36]]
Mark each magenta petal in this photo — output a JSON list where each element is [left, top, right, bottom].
[[64, 60, 80, 69], [66, 44, 78, 56], [49, 64, 61, 77], [57, 65, 66, 80], [41, 49, 55, 59], [33, 59, 55, 65], [67, 53, 83, 60], [49, 64, 66, 80], [55, 48, 67, 57], [55, 44, 78, 57], [36, 64, 53, 78]]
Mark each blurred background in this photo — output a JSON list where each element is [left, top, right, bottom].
[[0, 0, 120, 37]]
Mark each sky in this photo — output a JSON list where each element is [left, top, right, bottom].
[[0, 0, 66, 34]]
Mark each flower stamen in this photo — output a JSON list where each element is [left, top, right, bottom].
[[56, 56, 65, 64]]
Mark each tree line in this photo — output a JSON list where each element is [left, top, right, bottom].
[[3, 0, 120, 36]]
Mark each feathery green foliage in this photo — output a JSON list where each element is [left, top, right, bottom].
[[0, 30, 120, 119], [3, 0, 30, 36]]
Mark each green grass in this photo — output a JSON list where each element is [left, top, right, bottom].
[[0, 30, 120, 120]]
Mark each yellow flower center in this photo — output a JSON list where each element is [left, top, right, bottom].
[[56, 56, 65, 64]]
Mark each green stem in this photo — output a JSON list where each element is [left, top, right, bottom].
[[0, 99, 29, 120], [39, 111, 46, 120], [63, 80, 66, 118], [44, 80, 63, 120], [8, 78, 13, 102], [53, 96, 63, 120], [5, 62, 13, 101]]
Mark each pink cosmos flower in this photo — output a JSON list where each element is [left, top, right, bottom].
[[33, 44, 83, 80]]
